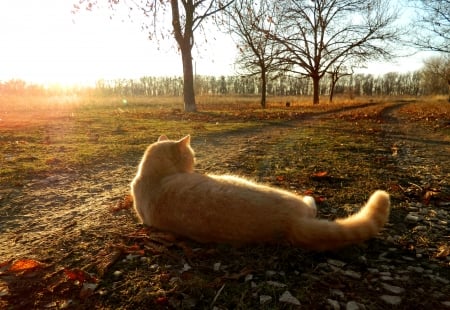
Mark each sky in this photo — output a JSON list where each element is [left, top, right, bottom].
[[0, 0, 439, 87]]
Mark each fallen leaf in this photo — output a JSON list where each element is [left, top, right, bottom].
[[64, 268, 97, 284], [276, 175, 285, 181], [312, 171, 328, 178], [155, 296, 169, 305], [9, 259, 43, 272], [304, 189, 314, 196], [315, 196, 326, 203], [110, 194, 133, 213]]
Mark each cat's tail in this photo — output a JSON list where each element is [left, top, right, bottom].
[[288, 190, 390, 251]]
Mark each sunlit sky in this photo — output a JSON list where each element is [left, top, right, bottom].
[[0, 0, 438, 87]]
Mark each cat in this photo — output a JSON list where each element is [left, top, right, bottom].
[[131, 135, 390, 251]]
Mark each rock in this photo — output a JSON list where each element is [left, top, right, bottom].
[[327, 259, 347, 267], [431, 275, 449, 284], [407, 266, 424, 273], [259, 295, 272, 304], [381, 283, 405, 294], [380, 295, 402, 305], [266, 281, 287, 288], [244, 274, 253, 282], [327, 298, 340, 310], [265, 270, 277, 277], [405, 213, 420, 222], [441, 301, 450, 307], [279, 290, 301, 306], [330, 289, 345, 299], [413, 225, 427, 231], [213, 262, 221, 271], [346, 301, 361, 310], [343, 270, 362, 279]]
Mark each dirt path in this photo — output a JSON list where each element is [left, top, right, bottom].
[[1, 100, 449, 309]]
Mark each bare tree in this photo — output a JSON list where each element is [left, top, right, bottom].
[[421, 55, 450, 99], [264, 0, 401, 105], [222, 0, 284, 108], [410, 0, 450, 54], [73, 0, 233, 112]]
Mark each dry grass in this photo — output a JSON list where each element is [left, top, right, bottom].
[[1, 93, 449, 309]]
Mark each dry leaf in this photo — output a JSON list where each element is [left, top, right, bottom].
[[64, 268, 97, 284], [312, 171, 328, 177], [9, 259, 42, 272]]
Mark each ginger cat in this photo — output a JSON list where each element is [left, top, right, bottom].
[[131, 135, 390, 251]]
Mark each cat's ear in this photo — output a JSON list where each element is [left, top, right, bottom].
[[158, 135, 169, 142], [177, 135, 191, 149]]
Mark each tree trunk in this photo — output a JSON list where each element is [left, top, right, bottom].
[[329, 79, 335, 103], [260, 68, 267, 108], [180, 42, 196, 112], [312, 74, 320, 105], [170, 0, 197, 112]]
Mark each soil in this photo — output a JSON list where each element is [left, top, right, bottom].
[[1, 100, 449, 309]]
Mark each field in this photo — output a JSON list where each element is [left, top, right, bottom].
[[0, 94, 449, 309]]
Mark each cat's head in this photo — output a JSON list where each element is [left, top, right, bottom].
[[142, 135, 195, 176]]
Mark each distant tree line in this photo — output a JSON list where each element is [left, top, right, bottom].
[[1, 66, 447, 99]]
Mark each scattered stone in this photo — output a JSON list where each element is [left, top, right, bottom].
[[405, 213, 420, 222], [244, 274, 253, 282], [181, 263, 192, 272], [380, 295, 402, 305], [413, 225, 428, 231], [279, 290, 301, 306], [431, 275, 449, 285], [259, 295, 272, 304], [381, 283, 405, 294], [346, 301, 361, 310], [213, 262, 221, 271], [266, 281, 287, 288], [265, 270, 277, 277], [113, 270, 122, 278], [330, 289, 345, 299], [407, 266, 424, 273], [327, 259, 347, 267], [343, 270, 362, 279], [327, 298, 340, 310], [401, 256, 415, 262], [367, 268, 379, 274], [441, 301, 450, 307]]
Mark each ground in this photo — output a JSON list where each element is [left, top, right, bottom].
[[0, 96, 449, 309]]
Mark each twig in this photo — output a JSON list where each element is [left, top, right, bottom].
[[210, 283, 226, 308]]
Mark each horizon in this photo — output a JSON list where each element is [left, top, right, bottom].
[[0, 0, 441, 88]]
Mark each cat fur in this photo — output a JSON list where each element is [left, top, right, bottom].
[[130, 135, 390, 251]]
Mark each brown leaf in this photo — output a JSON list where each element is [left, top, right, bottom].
[[9, 259, 43, 273], [304, 189, 314, 196], [64, 268, 97, 284], [311, 171, 328, 178], [110, 194, 134, 213], [276, 175, 285, 182]]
